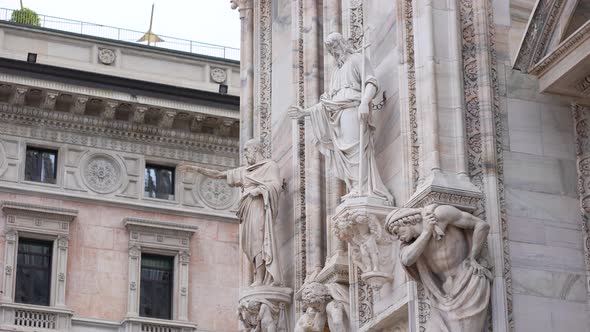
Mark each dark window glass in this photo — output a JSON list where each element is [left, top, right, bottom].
[[144, 164, 175, 200], [15, 238, 53, 306], [140, 254, 173, 319], [25, 147, 58, 184]]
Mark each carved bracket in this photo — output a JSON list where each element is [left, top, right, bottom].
[[238, 286, 292, 332], [333, 208, 395, 290]]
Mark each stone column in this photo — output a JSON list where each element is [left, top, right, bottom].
[[231, 0, 254, 158], [407, 0, 481, 208], [303, 0, 325, 281]]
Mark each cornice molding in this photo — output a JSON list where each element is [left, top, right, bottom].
[[1, 200, 78, 222], [529, 20, 590, 76], [0, 103, 239, 155], [513, 0, 566, 72], [123, 217, 198, 235]]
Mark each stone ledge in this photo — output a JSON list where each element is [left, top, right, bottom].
[[1, 200, 78, 222], [407, 171, 482, 212]]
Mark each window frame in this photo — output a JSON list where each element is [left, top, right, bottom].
[[139, 253, 175, 320], [124, 217, 197, 323], [143, 163, 176, 201], [1, 201, 77, 308], [22, 145, 60, 186], [15, 237, 54, 306]]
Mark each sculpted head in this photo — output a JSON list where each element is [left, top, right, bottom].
[[385, 208, 423, 243], [243, 139, 263, 165], [301, 282, 331, 311], [325, 32, 355, 67]]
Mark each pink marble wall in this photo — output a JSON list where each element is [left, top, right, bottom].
[[0, 192, 239, 331]]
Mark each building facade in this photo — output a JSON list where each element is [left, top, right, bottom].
[[231, 0, 590, 331], [0, 21, 241, 331]]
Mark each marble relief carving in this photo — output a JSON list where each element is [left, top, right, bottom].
[[197, 176, 236, 210], [572, 104, 590, 304], [386, 205, 492, 331], [294, 282, 349, 332], [98, 48, 116, 65], [333, 210, 394, 289], [258, 0, 272, 159], [82, 154, 122, 193]]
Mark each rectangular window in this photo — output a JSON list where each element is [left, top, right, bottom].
[[25, 147, 58, 184], [140, 254, 173, 320], [15, 238, 53, 306], [144, 164, 175, 200]]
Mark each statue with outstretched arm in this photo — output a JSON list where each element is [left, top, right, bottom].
[[288, 32, 393, 203], [179, 139, 283, 287]]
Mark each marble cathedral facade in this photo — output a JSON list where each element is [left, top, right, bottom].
[[231, 0, 590, 331]]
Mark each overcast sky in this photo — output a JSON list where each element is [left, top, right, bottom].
[[0, 0, 241, 48]]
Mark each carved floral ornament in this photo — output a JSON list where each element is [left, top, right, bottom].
[[210, 68, 227, 83], [197, 176, 236, 210], [82, 153, 123, 194], [98, 48, 116, 65]]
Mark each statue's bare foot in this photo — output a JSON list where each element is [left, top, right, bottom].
[[250, 280, 262, 288]]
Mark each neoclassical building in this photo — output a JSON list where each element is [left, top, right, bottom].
[[0, 19, 242, 332]]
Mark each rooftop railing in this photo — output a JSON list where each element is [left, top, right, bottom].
[[0, 7, 240, 61]]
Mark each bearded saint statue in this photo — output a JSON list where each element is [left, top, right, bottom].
[[180, 139, 282, 287], [289, 32, 393, 203]]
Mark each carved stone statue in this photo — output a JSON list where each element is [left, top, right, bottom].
[[294, 282, 349, 332], [294, 282, 330, 332], [333, 210, 395, 288], [288, 32, 393, 203], [180, 139, 282, 286], [238, 299, 285, 332], [385, 205, 492, 332]]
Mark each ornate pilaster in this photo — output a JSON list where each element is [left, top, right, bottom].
[[254, 0, 273, 158], [127, 244, 141, 317], [572, 103, 590, 311], [231, 0, 254, 159]]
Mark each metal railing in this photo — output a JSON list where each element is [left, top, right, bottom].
[[0, 7, 240, 61]]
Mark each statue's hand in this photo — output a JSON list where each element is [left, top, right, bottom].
[[358, 102, 370, 121], [422, 212, 436, 234], [288, 105, 307, 119], [465, 257, 492, 279]]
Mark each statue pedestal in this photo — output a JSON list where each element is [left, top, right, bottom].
[[238, 286, 293, 332], [240, 285, 293, 304]]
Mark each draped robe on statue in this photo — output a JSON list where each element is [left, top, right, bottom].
[[307, 53, 392, 202], [227, 159, 282, 285], [401, 224, 490, 332]]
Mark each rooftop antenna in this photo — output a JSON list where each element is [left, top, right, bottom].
[[137, 3, 164, 46]]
